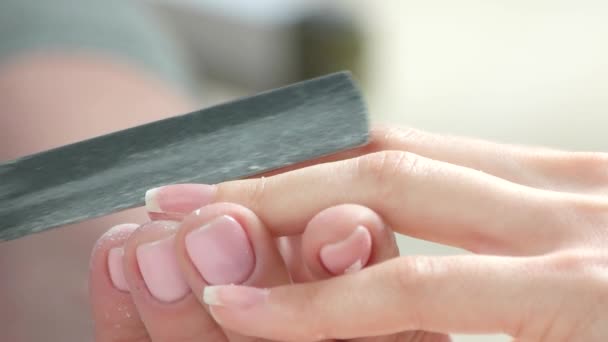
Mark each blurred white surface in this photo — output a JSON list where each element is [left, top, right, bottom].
[[356, 1, 608, 151]]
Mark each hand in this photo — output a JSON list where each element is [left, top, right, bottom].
[[91, 127, 608, 341], [90, 202, 428, 341], [158, 127, 607, 341], [86, 127, 459, 342]]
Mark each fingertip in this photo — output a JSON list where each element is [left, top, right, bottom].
[[175, 203, 289, 290], [302, 204, 396, 279], [90, 223, 139, 287], [89, 223, 147, 341], [122, 220, 187, 304]]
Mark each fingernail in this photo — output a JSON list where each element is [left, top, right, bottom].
[[136, 231, 189, 302], [186, 215, 255, 285], [203, 285, 269, 308], [107, 247, 129, 292], [145, 184, 216, 213], [320, 225, 372, 275]]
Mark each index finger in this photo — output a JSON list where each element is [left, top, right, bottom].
[[146, 151, 575, 254]]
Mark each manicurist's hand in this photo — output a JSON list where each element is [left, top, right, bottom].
[[90, 127, 608, 341], [89, 202, 407, 341]]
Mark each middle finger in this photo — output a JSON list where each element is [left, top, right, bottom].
[[209, 151, 593, 255]]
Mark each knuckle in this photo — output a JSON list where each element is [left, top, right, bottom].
[[222, 177, 268, 212], [249, 176, 268, 208], [393, 256, 441, 289], [390, 256, 441, 329], [215, 176, 271, 213], [393, 257, 419, 291], [355, 151, 421, 186], [373, 125, 425, 148]]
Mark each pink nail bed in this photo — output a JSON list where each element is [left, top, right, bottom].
[[136, 235, 189, 302], [108, 247, 129, 292], [320, 225, 372, 275], [186, 215, 255, 285]]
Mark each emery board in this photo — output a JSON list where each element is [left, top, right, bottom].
[[0, 72, 369, 241]]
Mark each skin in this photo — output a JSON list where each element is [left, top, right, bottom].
[[90, 127, 608, 341]]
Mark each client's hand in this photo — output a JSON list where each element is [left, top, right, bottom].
[[89, 202, 421, 341]]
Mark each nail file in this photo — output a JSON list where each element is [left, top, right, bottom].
[[0, 72, 369, 241]]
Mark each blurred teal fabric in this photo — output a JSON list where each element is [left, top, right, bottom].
[[0, 0, 195, 92]]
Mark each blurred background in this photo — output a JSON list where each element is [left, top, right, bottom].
[[145, 0, 608, 151], [1, 1, 607, 341]]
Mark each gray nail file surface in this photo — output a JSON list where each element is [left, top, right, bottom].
[[0, 72, 369, 241]]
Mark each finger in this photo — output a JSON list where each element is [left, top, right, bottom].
[[89, 223, 149, 342], [257, 126, 608, 194], [301, 204, 397, 279], [174, 202, 291, 342], [143, 184, 312, 284], [143, 122, 602, 220], [201, 254, 566, 341], [122, 220, 228, 342], [146, 152, 583, 254], [145, 127, 606, 223], [145, 183, 214, 221]]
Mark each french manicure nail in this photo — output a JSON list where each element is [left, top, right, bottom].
[[320, 225, 372, 275], [186, 215, 255, 285], [108, 247, 129, 292], [203, 285, 269, 308], [145, 184, 216, 213], [136, 233, 189, 302]]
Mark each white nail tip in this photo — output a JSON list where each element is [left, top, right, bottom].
[[145, 188, 162, 212], [203, 286, 222, 306], [344, 259, 363, 274]]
